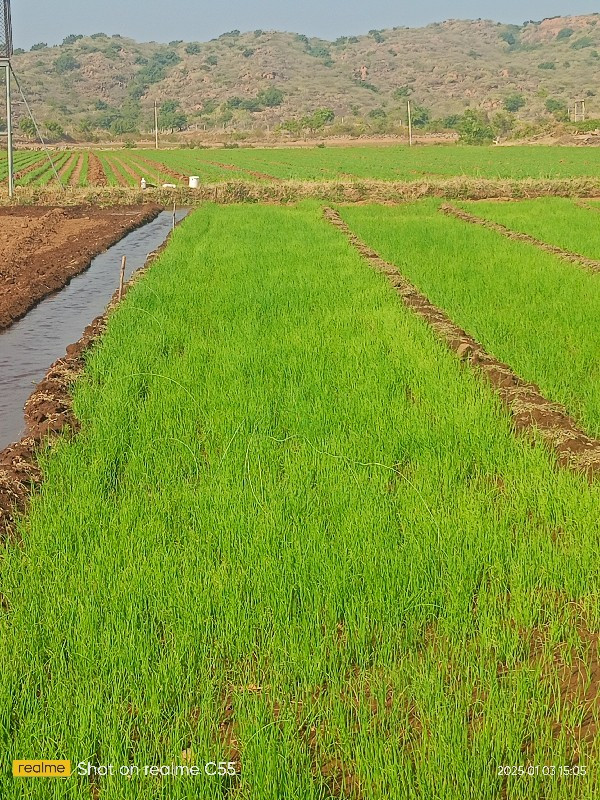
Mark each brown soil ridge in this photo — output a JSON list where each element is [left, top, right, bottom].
[[441, 203, 600, 273], [87, 152, 107, 186], [0, 205, 160, 330], [0, 228, 175, 541], [69, 153, 85, 187], [324, 207, 600, 479], [0, 315, 104, 541], [575, 199, 600, 214]]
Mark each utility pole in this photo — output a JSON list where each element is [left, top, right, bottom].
[[407, 99, 413, 147], [1, 0, 14, 197], [154, 100, 159, 149]]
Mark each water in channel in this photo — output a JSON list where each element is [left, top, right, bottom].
[[0, 209, 189, 451]]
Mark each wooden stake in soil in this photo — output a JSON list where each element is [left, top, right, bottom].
[[172, 201, 176, 232], [118, 256, 126, 301]]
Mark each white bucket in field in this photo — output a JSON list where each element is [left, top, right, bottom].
[[189, 176, 200, 189]]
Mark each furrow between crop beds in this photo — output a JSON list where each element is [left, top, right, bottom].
[[441, 203, 600, 274], [324, 207, 600, 478]]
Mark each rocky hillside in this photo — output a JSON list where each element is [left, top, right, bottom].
[[7, 14, 600, 137]]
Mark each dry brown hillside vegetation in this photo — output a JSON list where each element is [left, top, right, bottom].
[[6, 14, 600, 139]]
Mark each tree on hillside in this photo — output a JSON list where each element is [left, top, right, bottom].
[[369, 29, 385, 43], [19, 117, 36, 137], [556, 27, 574, 40], [62, 34, 83, 46], [545, 98, 569, 121], [55, 53, 80, 74], [110, 100, 142, 134], [503, 93, 526, 112], [302, 108, 335, 132], [410, 105, 430, 128], [491, 112, 515, 138], [457, 110, 494, 144], [257, 88, 285, 107], [159, 100, 188, 131], [45, 121, 66, 140]]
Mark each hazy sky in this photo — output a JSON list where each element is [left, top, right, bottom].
[[12, 1, 600, 49]]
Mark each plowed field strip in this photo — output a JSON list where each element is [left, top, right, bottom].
[[88, 152, 107, 186], [442, 204, 600, 274], [68, 154, 85, 187], [325, 207, 600, 478]]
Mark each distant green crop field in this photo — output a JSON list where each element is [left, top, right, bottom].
[[2, 203, 600, 799], [122, 145, 600, 182], [2, 144, 600, 188]]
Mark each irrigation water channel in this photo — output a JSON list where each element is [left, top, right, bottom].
[[0, 209, 189, 451]]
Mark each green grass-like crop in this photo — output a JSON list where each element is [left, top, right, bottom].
[[3, 144, 600, 188], [0, 152, 45, 181], [459, 197, 600, 261], [137, 144, 600, 181], [77, 152, 89, 187], [1, 204, 599, 798], [340, 200, 600, 438], [96, 152, 124, 186], [16, 152, 71, 187], [58, 153, 80, 187]]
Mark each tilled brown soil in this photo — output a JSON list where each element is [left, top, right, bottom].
[[87, 152, 107, 186], [325, 207, 600, 478], [0, 204, 160, 330], [69, 153, 85, 187], [442, 203, 600, 273]]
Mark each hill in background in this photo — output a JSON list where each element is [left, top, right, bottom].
[[6, 14, 600, 141]]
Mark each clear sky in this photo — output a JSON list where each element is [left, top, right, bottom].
[[12, 1, 600, 49]]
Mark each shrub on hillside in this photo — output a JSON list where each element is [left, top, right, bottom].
[[55, 53, 80, 74]]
